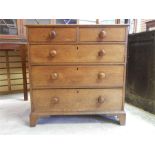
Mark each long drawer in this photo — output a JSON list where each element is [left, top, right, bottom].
[[31, 65, 124, 88], [32, 89, 123, 112], [30, 44, 125, 64]]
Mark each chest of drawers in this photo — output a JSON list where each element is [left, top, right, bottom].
[[26, 24, 128, 127]]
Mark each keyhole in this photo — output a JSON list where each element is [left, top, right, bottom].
[[77, 67, 79, 70], [77, 46, 79, 50], [76, 90, 79, 93]]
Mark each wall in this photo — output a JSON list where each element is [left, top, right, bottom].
[[141, 19, 153, 32]]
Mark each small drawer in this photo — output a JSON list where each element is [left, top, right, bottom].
[[28, 27, 77, 42], [29, 44, 125, 64], [32, 89, 123, 112], [78, 44, 125, 63], [79, 27, 126, 42], [31, 65, 124, 88], [29, 45, 77, 63]]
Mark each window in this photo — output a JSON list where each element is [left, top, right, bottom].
[[56, 19, 77, 24], [79, 19, 96, 24], [25, 19, 51, 25], [100, 19, 116, 24], [0, 19, 25, 39], [0, 19, 17, 35]]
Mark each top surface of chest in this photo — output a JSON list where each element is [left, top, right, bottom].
[[26, 25, 128, 43]]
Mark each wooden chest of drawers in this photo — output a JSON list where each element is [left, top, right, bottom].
[[26, 24, 128, 127]]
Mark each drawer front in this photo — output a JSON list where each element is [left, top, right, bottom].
[[30, 45, 77, 63], [31, 65, 124, 88], [33, 89, 123, 112], [28, 28, 76, 42], [79, 27, 126, 42], [30, 44, 125, 64]]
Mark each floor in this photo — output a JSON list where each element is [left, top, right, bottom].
[[0, 93, 155, 136]]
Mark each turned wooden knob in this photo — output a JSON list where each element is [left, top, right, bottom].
[[98, 72, 106, 79], [51, 73, 58, 80], [98, 96, 105, 104], [50, 30, 56, 39], [49, 50, 57, 57], [99, 30, 106, 39], [52, 97, 59, 104], [98, 49, 106, 57]]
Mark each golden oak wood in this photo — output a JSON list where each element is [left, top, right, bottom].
[[28, 28, 77, 42], [26, 24, 128, 28], [32, 89, 123, 112], [79, 27, 126, 42], [26, 24, 128, 126], [118, 113, 126, 125], [30, 44, 125, 64], [31, 65, 124, 88]]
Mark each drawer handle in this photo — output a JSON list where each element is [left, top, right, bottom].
[[49, 50, 57, 57], [98, 72, 106, 79], [51, 73, 58, 80], [98, 96, 105, 104], [50, 30, 56, 39], [98, 49, 106, 57], [99, 30, 106, 39], [51, 97, 59, 104]]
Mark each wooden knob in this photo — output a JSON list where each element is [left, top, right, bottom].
[[99, 30, 106, 39], [52, 97, 59, 104], [50, 30, 56, 39], [51, 73, 58, 80], [98, 96, 105, 104], [98, 49, 106, 57], [98, 72, 106, 79], [49, 50, 57, 57]]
